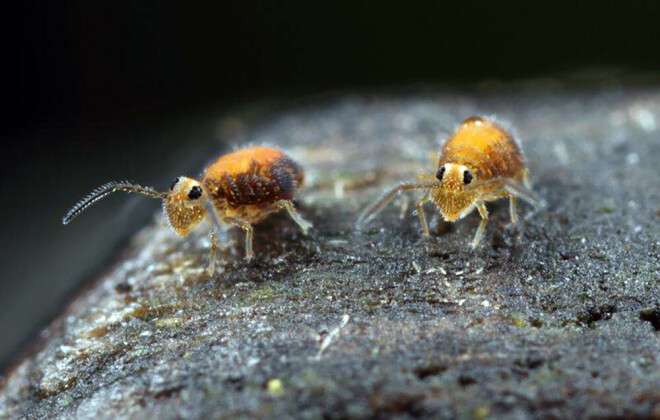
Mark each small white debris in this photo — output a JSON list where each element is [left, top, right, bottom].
[[630, 107, 657, 132], [553, 142, 570, 166], [59, 345, 76, 354], [316, 314, 350, 360], [481, 300, 490, 307], [334, 180, 345, 199], [609, 110, 626, 127], [412, 261, 422, 274], [458, 299, 466, 306], [626, 153, 640, 165]]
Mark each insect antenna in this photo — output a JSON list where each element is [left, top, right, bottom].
[[355, 181, 439, 229], [62, 181, 167, 225], [466, 177, 546, 208]]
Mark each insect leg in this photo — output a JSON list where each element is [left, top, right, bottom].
[[521, 168, 532, 189], [399, 193, 410, 220], [471, 203, 489, 249], [499, 179, 545, 208], [509, 196, 519, 225], [415, 194, 431, 237], [224, 217, 255, 261], [276, 200, 312, 234], [207, 231, 219, 276]]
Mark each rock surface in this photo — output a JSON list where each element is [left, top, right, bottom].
[[1, 86, 659, 419]]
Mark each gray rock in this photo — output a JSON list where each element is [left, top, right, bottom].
[[1, 86, 659, 419]]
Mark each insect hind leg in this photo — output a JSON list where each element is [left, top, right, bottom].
[[276, 200, 312, 234], [224, 217, 255, 261], [509, 196, 519, 225], [207, 231, 219, 276]]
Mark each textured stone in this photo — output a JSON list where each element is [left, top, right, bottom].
[[1, 85, 659, 418]]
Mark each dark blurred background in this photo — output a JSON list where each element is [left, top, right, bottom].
[[1, 1, 659, 370]]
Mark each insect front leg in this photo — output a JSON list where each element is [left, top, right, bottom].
[[415, 194, 431, 237], [471, 203, 489, 249], [224, 217, 255, 261], [276, 200, 312, 234]]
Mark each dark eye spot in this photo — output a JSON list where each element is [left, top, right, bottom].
[[463, 170, 473, 185], [436, 166, 446, 181], [170, 177, 180, 190], [188, 185, 202, 200]]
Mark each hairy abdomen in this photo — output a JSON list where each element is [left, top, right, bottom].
[[203, 146, 304, 211]]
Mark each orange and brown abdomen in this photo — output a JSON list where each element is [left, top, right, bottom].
[[439, 116, 526, 180], [202, 146, 304, 208]]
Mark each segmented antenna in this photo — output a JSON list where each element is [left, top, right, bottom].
[[355, 181, 440, 229], [62, 181, 167, 225], [465, 177, 547, 208]]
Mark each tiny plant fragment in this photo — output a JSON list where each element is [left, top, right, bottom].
[[63, 146, 312, 274], [356, 116, 545, 248]]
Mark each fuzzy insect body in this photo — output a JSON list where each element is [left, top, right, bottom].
[[204, 147, 304, 223], [64, 146, 311, 274], [356, 116, 544, 248]]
